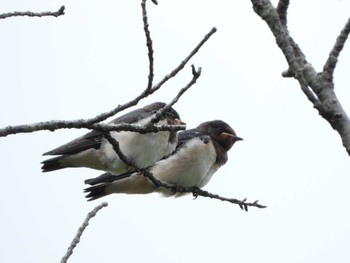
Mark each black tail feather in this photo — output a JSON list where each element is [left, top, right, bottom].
[[84, 171, 136, 201], [84, 183, 110, 201], [41, 156, 70, 172]]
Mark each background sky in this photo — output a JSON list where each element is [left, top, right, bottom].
[[1, 0, 350, 262]]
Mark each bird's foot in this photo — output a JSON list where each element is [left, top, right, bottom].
[[190, 186, 201, 199]]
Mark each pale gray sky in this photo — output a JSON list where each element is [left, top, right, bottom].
[[1, 1, 350, 262]]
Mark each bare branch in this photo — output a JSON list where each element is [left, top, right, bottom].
[[295, 69, 322, 109], [250, 0, 350, 155], [0, 26, 215, 138], [251, 1, 301, 73], [151, 27, 217, 93], [142, 170, 266, 211], [152, 65, 202, 123], [141, 0, 155, 92], [323, 17, 350, 80], [163, 65, 202, 110], [0, 0, 215, 137], [61, 202, 108, 263], [0, 122, 186, 138], [101, 66, 202, 167], [276, 0, 289, 27], [0, 6, 65, 19]]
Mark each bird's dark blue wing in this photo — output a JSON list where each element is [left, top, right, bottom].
[[43, 102, 166, 156], [84, 171, 135, 185], [110, 102, 166, 124], [176, 128, 209, 150]]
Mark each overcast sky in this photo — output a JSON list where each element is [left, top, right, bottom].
[[1, 1, 350, 262]]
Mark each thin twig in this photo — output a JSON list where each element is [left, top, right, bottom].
[[165, 65, 202, 108], [276, 0, 289, 27], [141, 0, 155, 92], [142, 170, 266, 211], [60, 202, 108, 263], [0, 6, 65, 19], [152, 65, 202, 123], [323, 17, 350, 80], [101, 66, 202, 166], [84, 26, 216, 124], [0, 27, 216, 138], [151, 27, 217, 93]]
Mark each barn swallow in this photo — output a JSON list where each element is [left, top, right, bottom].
[[41, 102, 184, 174], [84, 120, 242, 200]]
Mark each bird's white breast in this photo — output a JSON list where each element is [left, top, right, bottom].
[[152, 136, 219, 188], [100, 117, 176, 173]]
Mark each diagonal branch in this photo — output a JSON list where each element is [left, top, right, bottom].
[[152, 65, 202, 123], [0, 65, 200, 138], [60, 202, 108, 263], [250, 0, 350, 155], [276, 0, 289, 27], [323, 17, 350, 80], [151, 27, 217, 93], [161, 65, 202, 114], [0, 6, 65, 19], [0, 27, 216, 138], [100, 66, 202, 168]]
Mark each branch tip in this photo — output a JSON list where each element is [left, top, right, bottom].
[[0, 6, 65, 19], [60, 202, 108, 263]]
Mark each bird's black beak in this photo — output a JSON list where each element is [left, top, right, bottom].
[[235, 136, 243, 141]]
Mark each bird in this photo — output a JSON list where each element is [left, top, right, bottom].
[[41, 102, 184, 174], [84, 120, 242, 200]]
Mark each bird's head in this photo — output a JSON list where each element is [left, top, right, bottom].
[[147, 102, 185, 126], [165, 107, 185, 126], [197, 120, 242, 151]]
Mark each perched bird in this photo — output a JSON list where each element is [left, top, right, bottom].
[[41, 102, 184, 174], [84, 120, 242, 200]]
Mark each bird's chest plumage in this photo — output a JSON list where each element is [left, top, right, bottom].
[[100, 118, 176, 173], [153, 136, 219, 188]]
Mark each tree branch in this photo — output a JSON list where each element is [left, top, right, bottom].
[[0, 122, 186, 138], [323, 17, 350, 81], [101, 65, 201, 168], [152, 65, 202, 123], [60, 202, 108, 263], [150, 27, 217, 93], [0, 6, 65, 19], [0, 65, 201, 138], [141, 0, 155, 92], [250, 0, 350, 155], [0, 27, 215, 138], [276, 0, 289, 27], [0, 0, 215, 137], [142, 170, 266, 211]]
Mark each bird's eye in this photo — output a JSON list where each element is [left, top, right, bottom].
[[216, 126, 224, 134]]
